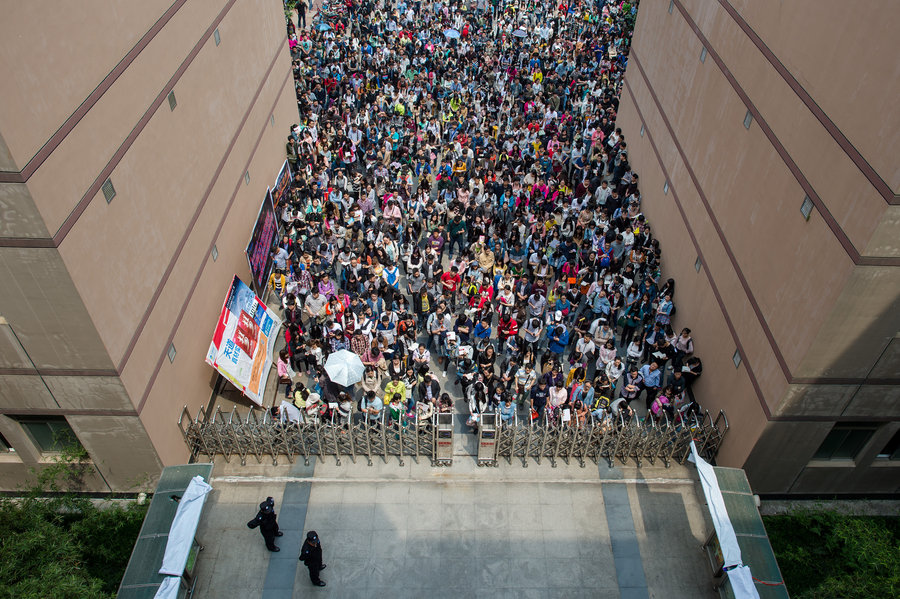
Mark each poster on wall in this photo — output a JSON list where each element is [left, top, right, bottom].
[[245, 189, 277, 295], [271, 160, 292, 212], [205, 276, 282, 405]]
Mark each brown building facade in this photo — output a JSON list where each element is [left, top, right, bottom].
[[616, 0, 900, 493], [0, 0, 296, 491]]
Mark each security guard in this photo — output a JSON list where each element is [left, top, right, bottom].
[[299, 530, 326, 586], [247, 497, 283, 552]]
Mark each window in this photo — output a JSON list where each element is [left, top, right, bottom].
[[244, 171, 251, 185], [694, 256, 702, 272], [668, 0, 674, 14], [168, 343, 177, 363], [743, 110, 753, 129], [102, 178, 116, 203], [168, 90, 177, 111], [814, 424, 876, 461], [211, 244, 219, 262], [700, 47, 707, 63], [214, 28, 221, 46], [877, 430, 900, 460], [732, 349, 741, 368], [0, 431, 14, 452], [663, 181, 669, 195], [640, 124, 645, 137], [16, 417, 82, 453], [270, 114, 275, 127], [800, 195, 814, 220]]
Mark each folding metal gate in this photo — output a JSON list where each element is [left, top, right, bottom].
[[178, 406, 728, 467]]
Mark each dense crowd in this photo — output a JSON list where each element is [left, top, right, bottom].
[[270, 0, 704, 432]]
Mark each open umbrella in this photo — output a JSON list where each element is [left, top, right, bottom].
[[316, 22, 332, 32], [444, 28, 460, 39], [512, 28, 527, 38], [324, 349, 365, 387]]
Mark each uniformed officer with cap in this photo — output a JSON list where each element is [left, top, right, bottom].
[[246, 496, 283, 552], [299, 530, 326, 586]]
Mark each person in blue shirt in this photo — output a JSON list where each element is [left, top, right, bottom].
[[499, 397, 516, 424], [638, 362, 662, 410], [473, 317, 492, 350]]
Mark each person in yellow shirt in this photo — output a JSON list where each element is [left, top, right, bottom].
[[384, 373, 407, 410]]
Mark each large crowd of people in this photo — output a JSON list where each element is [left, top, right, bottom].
[[270, 0, 704, 432]]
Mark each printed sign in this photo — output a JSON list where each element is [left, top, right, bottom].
[[271, 160, 292, 211], [246, 189, 277, 293], [206, 276, 282, 405]]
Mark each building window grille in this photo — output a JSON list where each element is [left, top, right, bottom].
[[700, 47, 707, 63], [694, 256, 702, 272], [668, 0, 674, 14], [743, 110, 753, 129], [167, 343, 177, 363], [168, 90, 177, 111], [732, 349, 741, 368], [640, 125, 644, 137], [15, 417, 82, 453], [214, 28, 221, 46], [244, 171, 251, 185], [663, 181, 669, 195], [814, 424, 876, 461], [211, 245, 219, 262]]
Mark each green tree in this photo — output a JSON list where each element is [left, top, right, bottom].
[[764, 509, 900, 599], [0, 442, 149, 598]]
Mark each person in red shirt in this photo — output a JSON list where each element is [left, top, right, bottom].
[[440, 266, 461, 310], [497, 312, 519, 347]]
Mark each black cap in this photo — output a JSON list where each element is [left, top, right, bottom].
[[307, 531, 319, 542]]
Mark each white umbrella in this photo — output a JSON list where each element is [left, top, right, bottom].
[[324, 349, 365, 387], [512, 28, 527, 38]]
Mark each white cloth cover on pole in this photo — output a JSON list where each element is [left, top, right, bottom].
[[153, 576, 181, 599], [280, 400, 302, 423], [688, 441, 760, 599], [729, 566, 760, 599], [158, 475, 212, 576]]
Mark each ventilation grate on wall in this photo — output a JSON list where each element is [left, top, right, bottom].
[[800, 195, 814, 220], [102, 178, 116, 203]]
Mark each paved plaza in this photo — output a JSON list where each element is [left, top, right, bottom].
[[192, 455, 716, 598]]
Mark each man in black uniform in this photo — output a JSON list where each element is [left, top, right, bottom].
[[247, 497, 283, 552], [299, 530, 326, 586]]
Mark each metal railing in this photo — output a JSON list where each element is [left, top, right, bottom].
[[178, 405, 728, 468]]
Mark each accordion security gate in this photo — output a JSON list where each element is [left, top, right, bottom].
[[178, 406, 729, 469]]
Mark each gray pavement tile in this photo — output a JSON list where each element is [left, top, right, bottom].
[[406, 503, 442, 531], [268, 532, 303, 557], [402, 557, 443, 589], [473, 527, 510, 556], [577, 538, 614, 560], [263, 557, 300, 590], [360, 557, 405, 587], [542, 528, 583, 558], [599, 462, 625, 480], [314, 556, 369, 589], [439, 503, 470, 530], [369, 502, 410, 531], [506, 529, 546, 557], [279, 504, 309, 530], [505, 557, 549, 588], [282, 481, 311, 504], [577, 560, 620, 589], [408, 483, 443, 505], [334, 503, 375, 530], [374, 481, 411, 504], [341, 482, 377, 503], [326, 529, 373, 559], [406, 529, 441, 556], [544, 557, 583, 588], [602, 484, 631, 504], [440, 482, 476, 504], [606, 504, 637, 530], [474, 557, 513, 587], [538, 483, 574, 505], [541, 505, 579, 530], [434, 557, 478, 590], [375, 527, 408, 558], [504, 483, 542, 504], [618, 587, 650, 599], [474, 503, 512, 529], [613, 556, 648, 589], [509, 504, 544, 530], [610, 535, 642, 558], [435, 530, 477, 557], [308, 483, 344, 504]]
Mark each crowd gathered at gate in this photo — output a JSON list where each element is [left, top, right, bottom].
[[268, 0, 705, 433]]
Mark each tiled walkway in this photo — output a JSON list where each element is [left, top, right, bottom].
[[193, 458, 716, 598]]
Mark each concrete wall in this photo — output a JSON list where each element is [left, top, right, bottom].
[[0, 0, 295, 490], [619, 0, 900, 493]]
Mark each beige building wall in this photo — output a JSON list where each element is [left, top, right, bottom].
[[0, 0, 296, 491], [618, 0, 900, 494]]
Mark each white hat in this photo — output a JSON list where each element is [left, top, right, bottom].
[[555, 310, 563, 321]]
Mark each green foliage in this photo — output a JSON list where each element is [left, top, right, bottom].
[[763, 509, 900, 599], [0, 444, 149, 598]]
